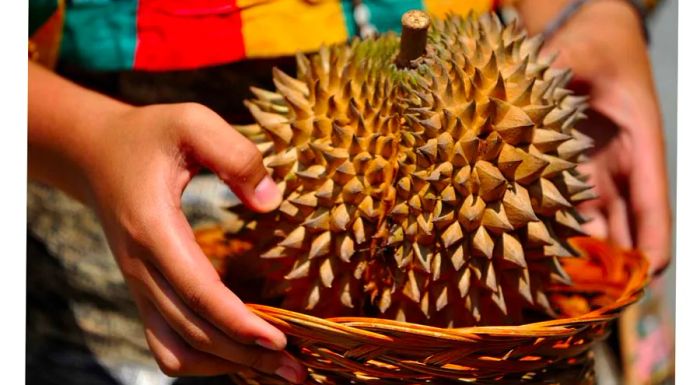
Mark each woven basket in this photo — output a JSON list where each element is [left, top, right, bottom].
[[196, 232, 648, 385]]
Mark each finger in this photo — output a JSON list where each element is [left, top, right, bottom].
[[134, 293, 247, 377], [629, 145, 672, 274], [606, 195, 633, 249], [578, 206, 608, 240], [588, 164, 632, 248], [138, 199, 288, 352], [135, 257, 305, 382], [177, 103, 282, 212], [598, 88, 672, 273]]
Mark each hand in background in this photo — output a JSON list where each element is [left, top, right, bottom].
[[28, 62, 305, 383], [516, 0, 672, 275]]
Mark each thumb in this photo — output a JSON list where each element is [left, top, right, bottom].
[[179, 104, 282, 212]]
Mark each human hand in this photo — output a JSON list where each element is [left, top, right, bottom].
[[516, 0, 672, 275], [87, 103, 308, 382], [27, 63, 306, 382]]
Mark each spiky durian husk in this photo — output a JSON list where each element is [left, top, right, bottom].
[[233, 12, 594, 327]]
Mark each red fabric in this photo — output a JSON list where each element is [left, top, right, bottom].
[[135, 0, 245, 71]]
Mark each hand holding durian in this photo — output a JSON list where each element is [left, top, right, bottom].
[[27, 1, 668, 382], [28, 62, 306, 383], [516, 0, 671, 276]]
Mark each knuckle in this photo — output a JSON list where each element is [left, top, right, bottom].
[[172, 103, 215, 135], [223, 325, 248, 343], [176, 103, 210, 124], [119, 208, 159, 248], [239, 352, 264, 369], [126, 227, 150, 252], [228, 319, 259, 342], [230, 147, 264, 182]]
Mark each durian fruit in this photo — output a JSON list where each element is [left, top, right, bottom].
[[232, 11, 594, 327]]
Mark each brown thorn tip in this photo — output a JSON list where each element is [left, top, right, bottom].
[[396, 10, 430, 68]]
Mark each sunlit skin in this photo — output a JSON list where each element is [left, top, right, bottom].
[[517, 0, 672, 275], [28, 62, 304, 383], [27, 0, 670, 380]]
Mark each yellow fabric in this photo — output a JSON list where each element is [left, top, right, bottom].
[[240, 0, 349, 58], [424, 0, 493, 16]]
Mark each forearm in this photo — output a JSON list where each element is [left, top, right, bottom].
[[28, 61, 132, 203], [513, 0, 653, 92]]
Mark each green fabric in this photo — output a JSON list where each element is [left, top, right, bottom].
[[340, 0, 426, 38], [364, 0, 425, 34], [59, 0, 137, 71], [340, 0, 357, 39], [29, 0, 59, 36]]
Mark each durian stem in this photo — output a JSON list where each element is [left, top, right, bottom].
[[396, 10, 430, 68]]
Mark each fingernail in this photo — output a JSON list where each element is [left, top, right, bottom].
[[254, 176, 283, 211], [275, 365, 303, 384], [255, 337, 284, 351]]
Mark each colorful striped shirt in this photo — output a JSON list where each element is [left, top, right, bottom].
[[30, 0, 497, 72]]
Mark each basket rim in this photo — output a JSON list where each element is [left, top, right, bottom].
[[226, 238, 650, 384]]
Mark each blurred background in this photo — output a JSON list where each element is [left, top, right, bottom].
[[601, 2, 678, 384], [650, 0, 677, 317]]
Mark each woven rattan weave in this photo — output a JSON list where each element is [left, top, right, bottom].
[[195, 232, 647, 385]]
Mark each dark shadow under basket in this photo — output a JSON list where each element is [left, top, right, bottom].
[[201, 236, 648, 385]]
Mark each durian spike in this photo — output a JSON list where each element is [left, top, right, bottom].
[[238, 12, 598, 327]]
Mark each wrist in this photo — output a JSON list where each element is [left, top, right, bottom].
[[28, 61, 134, 203], [514, 0, 571, 35], [515, 0, 646, 39], [591, 0, 648, 42]]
